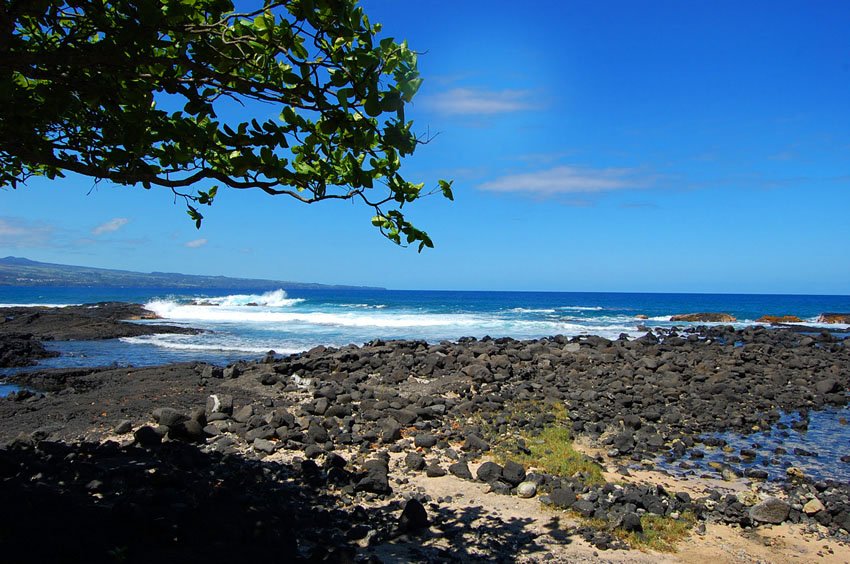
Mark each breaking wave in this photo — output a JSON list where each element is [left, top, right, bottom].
[[190, 289, 304, 308]]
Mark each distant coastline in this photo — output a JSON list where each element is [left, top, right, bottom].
[[0, 256, 384, 290]]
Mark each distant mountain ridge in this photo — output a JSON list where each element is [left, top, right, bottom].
[[0, 256, 383, 290]]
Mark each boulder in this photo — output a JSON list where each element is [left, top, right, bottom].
[[548, 487, 576, 509], [398, 499, 429, 533], [355, 459, 391, 495], [816, 378, 841, 395], [114, 420, 133, 434], [501, 460, 526, 486], [803, 498, 825, 515], [670, 313, 737, 323], [475, 461, 503, 483], [133, 426, 161, 447], [620, 512, 643, 533], [405, 452, 426, 471], [253, 438, 276, 454], [232, 405, 254, 423], [151, 407, 188, 427], [516, 481, 537, 498], [425, 463, 447, 478], [201, 365, 224, 379], [168, 420, 205, 442], [448, 461, 473, 480], [749, 497, 790, 524], [462, 433, 490, 452], [414, 433, 438, 449], [205, 394, 234, 417]]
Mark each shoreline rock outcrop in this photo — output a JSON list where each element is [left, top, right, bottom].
[[670, 313, 737, 322], [0, 302, 199, 367], [819, 313, 850, 324], [756, 315, 803, 324]]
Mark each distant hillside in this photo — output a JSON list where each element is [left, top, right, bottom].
[[0, 257, 383, 290]]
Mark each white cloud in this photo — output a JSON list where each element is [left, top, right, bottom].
[[92, 217, 129, 235], [185, 238, 208, 248], [0, 217, 54, 248], [478, 166, 653, 196], [426, 88, 537, 115]]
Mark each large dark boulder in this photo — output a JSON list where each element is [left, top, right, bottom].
[[548, 487, 577, 509], [749, 497, 790, 524], [355, 459, 391, 495], [475, 461, 503, 483], [398, 499, 429, 533]]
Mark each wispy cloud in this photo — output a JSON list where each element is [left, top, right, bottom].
[[426, 88, 537, 115], [478, 166, 655, 197], [185, 238, 207, 248], [0, 216, 54, 248], [92, 217, 129, 235]]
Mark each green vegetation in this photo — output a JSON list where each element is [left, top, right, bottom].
[[467, 400, 696, 551], [506, 426, 605, 485], [619, 511, 696, 552], [472, 400, 604, 485], [1, 0, 452, 249], [583, 511, 695, 552]]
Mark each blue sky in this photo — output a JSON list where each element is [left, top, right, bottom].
[[2, 0, 849, 293]]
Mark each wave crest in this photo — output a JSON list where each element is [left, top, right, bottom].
[[196, 289, 304, 308]]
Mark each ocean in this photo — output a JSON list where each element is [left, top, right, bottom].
[[2, 286, 849, 371], [3, 286, 850, 482]]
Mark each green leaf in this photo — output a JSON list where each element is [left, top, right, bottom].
[[2, 0, 452, 252], [399, 77, 423, 102], [364, 94, 382, 117], [439, 179, 454, 201]]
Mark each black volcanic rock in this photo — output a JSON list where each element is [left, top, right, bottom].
[[0, 333, 59, 367], [0, 303, 197, 341]]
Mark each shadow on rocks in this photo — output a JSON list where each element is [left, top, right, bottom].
[[379, 503, 560, 562], [0, 440, 359, 563], [0, 439, 570, 564]]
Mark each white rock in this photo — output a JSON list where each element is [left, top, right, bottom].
[[516, 481, 537, 498]]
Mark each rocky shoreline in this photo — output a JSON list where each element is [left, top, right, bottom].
[[0, 302, 197, 339], [2, 304, 850, 562], [0, 302, 198, 364]]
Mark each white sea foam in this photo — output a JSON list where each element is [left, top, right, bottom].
[[557, 305, 604, 311], [338, 303, 388, 309], [146, 300, 491, 329], [508, 307, 557, 314], [120, 334, 302, 355], [190, 289, 304, 308], [787, 320, 850, 330]]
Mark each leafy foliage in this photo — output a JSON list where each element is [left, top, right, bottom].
[[0, 0, 452, 249]]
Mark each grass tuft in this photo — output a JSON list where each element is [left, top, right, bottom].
[[464, 400, 604, 485], [582, 511, 696, 552], [510, 426, 605, 485], [617, 512, 696, 552]]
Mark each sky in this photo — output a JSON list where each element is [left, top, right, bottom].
[[2, 0, 849, 293]]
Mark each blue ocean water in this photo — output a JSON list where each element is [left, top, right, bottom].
[[3, 286, 850, 482], [3, 286, 849, 370]]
